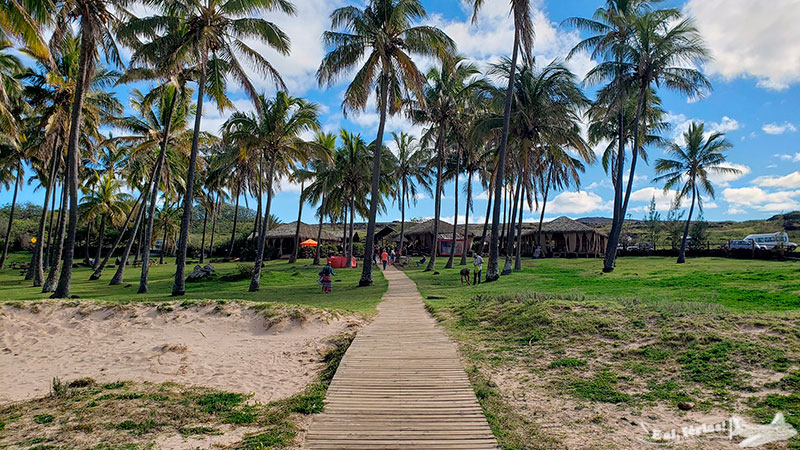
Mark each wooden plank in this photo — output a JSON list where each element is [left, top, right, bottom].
[[304, 266, 498, 450]]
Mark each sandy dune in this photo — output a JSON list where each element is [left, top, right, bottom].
[[0, 301, 359, 404]]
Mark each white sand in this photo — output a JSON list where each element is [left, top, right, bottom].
[[0, 301, 359, 404]]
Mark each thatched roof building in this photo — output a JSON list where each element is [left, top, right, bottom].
[[396, 219, 475, 256], [264, 221, 339, 258], [520, 216, 607, 257]]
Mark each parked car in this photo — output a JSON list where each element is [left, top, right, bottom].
[[724, 240, 762, 250], [743, 232, 797, 251]]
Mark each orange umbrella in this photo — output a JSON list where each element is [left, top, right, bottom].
[[300, 238, 318, 247]]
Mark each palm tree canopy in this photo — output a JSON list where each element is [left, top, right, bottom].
[[316, 0, 455, 116], [653, 121, 738, 208]]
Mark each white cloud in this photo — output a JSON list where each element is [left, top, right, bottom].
[[723, 186, 800, 212], [762, 122, 798, 135], [685, 0, 800, 90], [544, 191, 611, 215], [753, 171, 800, 189], [707, 162, 751, 187], [630, 187, 679, 211], [710, 116, 740, 133]]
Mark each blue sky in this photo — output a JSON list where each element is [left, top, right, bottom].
[[5, 0, 800, 225]]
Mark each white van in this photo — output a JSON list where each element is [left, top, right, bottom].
[[743, 232, 797, 251]]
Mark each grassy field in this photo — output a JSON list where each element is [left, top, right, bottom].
[[0, 254, 386, 314], [403, 257, 800, 449], [404, 256, 800, 311], [0, 334, 353, 449]]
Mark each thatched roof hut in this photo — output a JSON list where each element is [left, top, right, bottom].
[[521, 216, 607, 257], [397, 219, 474, 256], [264, 221, 339, 258]]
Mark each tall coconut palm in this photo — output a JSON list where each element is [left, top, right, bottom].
[[291, 132, 335, 264], [224, 92, 321, 292], [125, 0, 296, 296], [0, 146, 22, 268], [654, 122, 737, 264], [49, 0, 129, 298], [571, 3, 710, 271], [471, 0, 534, 282], [317, 0, 454, 285], [410, 57, 484, 271], [391, 132, 430, 259], [79, 172, 132, 271]]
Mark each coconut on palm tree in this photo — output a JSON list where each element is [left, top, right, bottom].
[[317, 0, 454, 285], [654, 122, 738, 264]]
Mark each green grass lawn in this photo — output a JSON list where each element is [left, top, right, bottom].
[[403, 256, 800, 311], [0, 254, 386, 314], [403, 257, 800, 449]]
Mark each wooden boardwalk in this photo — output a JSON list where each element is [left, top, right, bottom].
[[305, 266, 498, 450]]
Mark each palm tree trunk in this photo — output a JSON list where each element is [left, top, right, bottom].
[[537, 165, 553, 257], [289, 181, 304, 264], [0, 160, 21, 269], [43, 179, 69, 293], [347, 199, 355, 264], [515, 182, 524, 270], [31, 138, 60, 284], [249, 152, 275, 291], [172, 47, 208, 297], [460, 170, 472, 266], [502, 176, 521, 275], [208, 193, 219, 259], [84, 222, 92, 266], [52, 21, 93, 298], [92, 214, 106, 271], [480, 171, 495, 254], [110, 196, 146, 285], [426, 124, 446, 272], [91, 191, 144, 280], [359, 76, 389, 286], [487, 28, 519, 282], [677, 185, 696, 264], [45, 180, 59, 269], [501, 184, 509, 251], [137, 87, 176, 293], [314, 194, 325, 265], [399, 180, 406, 259], [341, 205, 347, 255], [199, 206, 208, 263], [445, 150, 461, 269], [228, 180, 240, 258]]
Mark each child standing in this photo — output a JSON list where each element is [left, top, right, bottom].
[[319, 264, 335, 293]]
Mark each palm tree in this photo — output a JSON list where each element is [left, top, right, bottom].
[[79, 172, 132, 270], [571, 3, 710, 272], [297, 132, 337, 265], [654, 122, 737, 264], [0, 145, 23, 268], [156, 200, 181, 263], [125, 0, 296, 296], [471, 0, 535, 282], [50, 0, 128, 298], [317, 0, 454, 286], [391, 132, 430, 259], [24, 30, 122, 285], [224, 92, 321, 292], [410, 57, 484, 271]]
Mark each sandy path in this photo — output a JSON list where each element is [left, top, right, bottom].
[[0, 301, 359, 404]]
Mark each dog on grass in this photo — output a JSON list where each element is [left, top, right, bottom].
[[460, 268, 471, 285]]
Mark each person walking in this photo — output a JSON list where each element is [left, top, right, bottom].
[[472, 252, 484, 285], [319, 264, 335, 293], [381, 249, 389, 270]]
